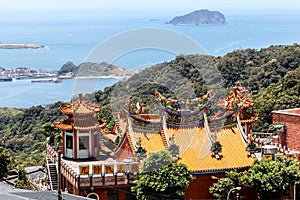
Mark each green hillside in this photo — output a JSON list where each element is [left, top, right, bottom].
[[1, 44, 300, 166]]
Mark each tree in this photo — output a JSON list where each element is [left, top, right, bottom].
[[132, 150, 192, 200], [0, 147, 11, 178], [14, 167, 37, 190], [209, 170, 249, 200], [210, 156, 300, 200], [250, 156, 300, 199], [41, 123, 61, 145]]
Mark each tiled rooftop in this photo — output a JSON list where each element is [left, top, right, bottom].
[[175, 127, 253, 172], [133, 132, 166, 153]]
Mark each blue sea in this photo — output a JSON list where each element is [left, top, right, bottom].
[[1, 14, 300, 107]]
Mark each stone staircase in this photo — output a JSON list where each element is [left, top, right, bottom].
[[46, 157, 58, 191]]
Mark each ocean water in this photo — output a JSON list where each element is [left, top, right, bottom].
[[1, 14, 300, 107], [0, 78, 119, 108]]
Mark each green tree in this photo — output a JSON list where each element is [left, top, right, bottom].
[[41, 123, 61, 145], [132, 150, 192, 200], [14, 167, 37, 190], [250, 156, 300, 199], [210, 156, 300, 200], [209, 170, 249, 200], [0, 147, 11, 178]]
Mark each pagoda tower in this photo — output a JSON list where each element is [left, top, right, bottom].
[[55, 93, 105, 159]]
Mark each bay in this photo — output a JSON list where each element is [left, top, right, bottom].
[[1, 14, 300, 107], [0, 78, 118, 108]]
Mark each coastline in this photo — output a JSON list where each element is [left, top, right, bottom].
[[74, 75, 129, 79], [0, 43, 45, 49]]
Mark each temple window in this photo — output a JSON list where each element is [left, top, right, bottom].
[[79, 136, 89, 150], [79, 115, 87, 121], [66, 135, 73, 149]]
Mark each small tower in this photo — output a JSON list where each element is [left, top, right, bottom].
[[55, 93, 104, 159]]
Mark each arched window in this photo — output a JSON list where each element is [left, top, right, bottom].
[[87, 192, 99, 200]]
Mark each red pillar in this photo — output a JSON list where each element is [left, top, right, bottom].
[[91, 130, 95, 158], [74, 130, 77, 159], [62, 131, 65, 157]]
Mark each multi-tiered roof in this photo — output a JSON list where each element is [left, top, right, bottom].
[[55, 93, 105, 131], [113, 87, 258, 173]]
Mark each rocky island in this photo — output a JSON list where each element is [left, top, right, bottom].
[[167, 9, 227, 25], [58, 61, 139, 78], [0, 42, 45, 49]]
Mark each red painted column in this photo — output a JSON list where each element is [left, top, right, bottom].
[[74, 130, 77, 159], [91, 130, 95, 158], [62, 131, 65, 157]]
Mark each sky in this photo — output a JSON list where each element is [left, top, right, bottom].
[[1, 0, 300, 21]]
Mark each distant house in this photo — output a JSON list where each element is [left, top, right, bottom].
[[272, 108, 300, 152]]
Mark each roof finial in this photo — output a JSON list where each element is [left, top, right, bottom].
[[78, 92, 82, 101]]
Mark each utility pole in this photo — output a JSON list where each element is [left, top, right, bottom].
[[58, 150, 62, 200]]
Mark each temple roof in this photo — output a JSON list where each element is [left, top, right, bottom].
[[116, 123, 254, 172], [133, 132, 166, 153], [239, 109, 259, 124], [225, 86, 254, 110], [55, 118, 106, 131], [60, 93, 101, 115], [172, 127, 253, 172], [114, 87, 256, 172]]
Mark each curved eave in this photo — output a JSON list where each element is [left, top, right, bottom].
[[60, 107, 73, 115], [114, 131, 135, 154], [191, 166, 251, 174], [55, 123, 73, 131], [240, 115, 259, 124], [103, 132, 118, 143], [73, 125, 100, 131]]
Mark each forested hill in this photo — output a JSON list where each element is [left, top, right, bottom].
[[1, 44, 300, 166], [94, 43, 300, 131], [217, 44, 300, 94]]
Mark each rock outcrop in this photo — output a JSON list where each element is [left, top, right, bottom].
[[167, 9, 227, 25]]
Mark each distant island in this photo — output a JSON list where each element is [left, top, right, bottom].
[[0, 61, 139, 83], [58, 61, 139, 78], [0, 42, 45, 49], [167, 9, 227, 25]]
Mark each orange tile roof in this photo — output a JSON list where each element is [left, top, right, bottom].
[[239, 109, 258, 124], [103, 131, 118, 143], [60, 94, 101, 115], [169, 127, 254, 172], [55, 119, 73, 130], [133, 132, 166, 153], [55, 118, 105, 131]]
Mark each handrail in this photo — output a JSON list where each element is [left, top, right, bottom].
[[46, 156, 54, 190]]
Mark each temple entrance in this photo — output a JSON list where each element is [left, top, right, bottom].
[[87, 193, 99, 200]]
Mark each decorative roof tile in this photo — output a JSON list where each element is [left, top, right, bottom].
[[172, 127, 254, 172], [133, 132, 166, 153], [60, 93, 101, 115]]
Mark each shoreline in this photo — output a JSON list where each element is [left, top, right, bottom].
[[0, 43, 45, 49], [74, 75, 130, 79]]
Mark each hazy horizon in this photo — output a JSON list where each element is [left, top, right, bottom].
[[1, 0, 300, 23]]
